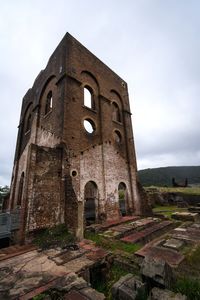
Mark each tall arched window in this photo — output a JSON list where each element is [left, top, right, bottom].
[[112, 102, 121, 122], [25, 114, 32, 132], [23, 103, 33, 135], [84, 86, 94, 109], [118, 182, 127, 216], [45, 91, 53, 115], [84, 181, 98, 225], [17, 172, 24, 207]]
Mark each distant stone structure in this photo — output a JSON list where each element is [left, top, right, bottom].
[[9, 33, 150, 242], [172, 178, 188, 188]]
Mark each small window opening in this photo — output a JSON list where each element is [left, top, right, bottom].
[[114, 130, 122, 144], [112, 102, 121, 122], [72, 170, 77, 177], [45, 91, 53, 115], [84, 119, 95, 134], [84, 87, 94, 109]]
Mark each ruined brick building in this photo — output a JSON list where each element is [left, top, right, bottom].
[[9, 33, 150, 242]]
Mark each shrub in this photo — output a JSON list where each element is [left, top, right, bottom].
[[33, 224, 76, 249]]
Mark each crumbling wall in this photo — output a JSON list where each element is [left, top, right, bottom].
[[27, 145, 63, 231]]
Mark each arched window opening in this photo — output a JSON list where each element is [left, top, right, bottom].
[[84, 181, 98, 225], [83, 119, 95, 134], [112, 102, 121, 122], [45, 91, 53, 115], [84, 87, 94, 109], [114, 130, 122, 144], [25, 114, 32, 133], [118, 182, 127, 216], [17, 172, 24, 207]]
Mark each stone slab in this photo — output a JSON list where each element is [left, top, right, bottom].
[[163, 238, 184, 250], [136, 245, 184, 266], [171, 212, 199, 222], [52, 249, 88, 265], [148, 287, 187, 300], [121, 221, 172, 244], [172, 227, 200, 242], [64, 290, 88, 300], [109, 218, 157, 238], [80, 287, 105, 300], [85, 248, 108, 261]]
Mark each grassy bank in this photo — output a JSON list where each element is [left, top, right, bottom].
[[145, 186, 200, 196]]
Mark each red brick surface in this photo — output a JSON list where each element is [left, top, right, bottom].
[[121, 221, 172, 244]]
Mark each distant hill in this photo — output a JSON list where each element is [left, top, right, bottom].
[[138, 166, 200, 187]]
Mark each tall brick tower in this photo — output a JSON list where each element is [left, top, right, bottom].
[[9, 33, 149, 242]]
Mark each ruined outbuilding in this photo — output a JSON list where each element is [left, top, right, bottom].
[[9, 33, 150, 242]]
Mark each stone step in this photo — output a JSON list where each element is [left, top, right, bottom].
[[102, 218, 158, 239], [87, 216, 139, 233], [121, 221, 173, 245]]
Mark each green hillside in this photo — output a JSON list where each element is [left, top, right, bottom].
[[138, 166, 200, 187]]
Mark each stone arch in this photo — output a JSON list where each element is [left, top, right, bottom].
[[38, 75, 57, 117], [23, 103, 33, 134], [110, 89, 123, 108], [110, 90, 123, 123], [45, 91, 53, 115], [38, 75, 56, 105], [112, 102, 121, 122], [118, 182, 128, 216], [81, 70, 99, 92], [81, 71, 99, 110], [84, 181, 98, 225]]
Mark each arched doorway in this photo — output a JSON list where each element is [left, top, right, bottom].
[[118, 182, 127, 216], [84, 181, 98, 225], [17, 172, 24, 207]]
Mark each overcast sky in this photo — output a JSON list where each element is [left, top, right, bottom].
[[0, 0, 200, 186]]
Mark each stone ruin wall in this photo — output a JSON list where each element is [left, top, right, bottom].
[[9, 33, 150, 242]]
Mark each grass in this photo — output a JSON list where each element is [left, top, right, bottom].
[[85, 231, 141, 253], [185, 245, 200, 270], [93, 264, 128, 298], [172, 277, 200, 300], [93, 264, 148, 300], [146, 186, 200, 196], [33, 224, 76, 250], [153, 205, 188, 218]]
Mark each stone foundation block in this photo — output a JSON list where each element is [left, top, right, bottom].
[[111, 274, 147, 300]]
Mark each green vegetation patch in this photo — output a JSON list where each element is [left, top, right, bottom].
[[156, 186, 200, 196], [185, 245, 200, 270], [153, 205, 188, 218], [94, 264, 128, 297], [138, 166, 200, 187], [33, 224, 76, 250], [33, 289, 65, 300], [94, 264, 147, 300], [173, 276, 200, 300], [85, 231, 141, 253]]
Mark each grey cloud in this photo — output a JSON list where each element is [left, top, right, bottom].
[[0, 0, 200, 184]]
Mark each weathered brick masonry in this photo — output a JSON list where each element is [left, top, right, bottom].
[[9, 33, 150, 242]]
